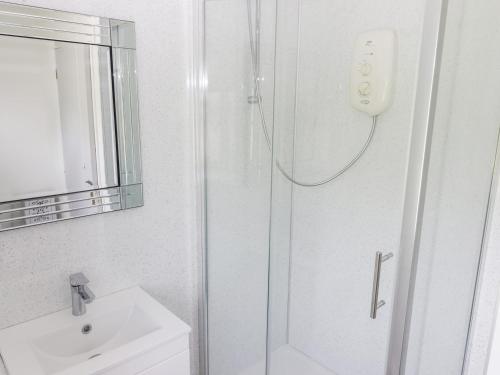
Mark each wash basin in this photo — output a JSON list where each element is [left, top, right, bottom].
[[32, 304, 159, 372], [0, 287, 191, 375]]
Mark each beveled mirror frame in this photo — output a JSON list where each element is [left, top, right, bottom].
[[0, 2, 143, 232]]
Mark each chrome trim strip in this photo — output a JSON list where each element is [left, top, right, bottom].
[[0, 2, 111, 45], [0, 3, 109, 26], [0, 25, 109, 44], [0, 19, 108, 36]]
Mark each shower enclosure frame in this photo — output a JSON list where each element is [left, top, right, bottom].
[[190, 0, 209, 373], [190, 0, 451, 374]]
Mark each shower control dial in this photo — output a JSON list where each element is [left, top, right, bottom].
[[358, 82, 371, 96], [359, 62, 372, 76]]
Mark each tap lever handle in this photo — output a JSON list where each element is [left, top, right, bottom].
[[70, 272, 90, 287]]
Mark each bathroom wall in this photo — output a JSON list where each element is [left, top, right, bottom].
[[0, 0, 200, 373], [283, 0, 426, 373]]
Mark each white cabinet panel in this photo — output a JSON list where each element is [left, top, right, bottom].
[[101, 335, 190, 375], [137, 351, 190, 375]]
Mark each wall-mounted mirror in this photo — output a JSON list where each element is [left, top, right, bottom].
[[0, 36, 118, 202], [0, 3, 142, 231]]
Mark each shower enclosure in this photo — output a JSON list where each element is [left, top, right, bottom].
[[195, 0, 500, 374]]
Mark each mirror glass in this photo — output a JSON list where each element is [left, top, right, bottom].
[[0, 35, 118, 203]]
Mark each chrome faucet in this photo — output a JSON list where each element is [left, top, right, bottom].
[[69, 273, 95, 316]]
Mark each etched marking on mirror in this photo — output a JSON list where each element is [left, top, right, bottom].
[[0, 188, 122, 231]]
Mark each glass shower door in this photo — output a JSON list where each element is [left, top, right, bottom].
[[266, 0, 419, 373]]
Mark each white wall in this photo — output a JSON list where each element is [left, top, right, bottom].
[[0, 1, 199, 374], [284, 0, 425, 374]]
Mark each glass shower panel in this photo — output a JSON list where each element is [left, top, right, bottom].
[[204, 1, 278, 374], [404, 0, 500, 373]]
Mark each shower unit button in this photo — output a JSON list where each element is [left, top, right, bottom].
[[350, 29, 397, 116], [358, 82, 371, 96], [359, 62, 372, 76]]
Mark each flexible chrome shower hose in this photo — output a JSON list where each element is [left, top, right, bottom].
[[246, 0, 377, 187]]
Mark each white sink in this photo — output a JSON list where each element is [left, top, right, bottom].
[[0, 287, 191, 375]]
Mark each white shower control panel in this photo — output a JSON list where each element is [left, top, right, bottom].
[[350, 29, 397, 116]]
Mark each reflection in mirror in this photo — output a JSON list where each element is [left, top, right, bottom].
[[0, 35, 118, 203]]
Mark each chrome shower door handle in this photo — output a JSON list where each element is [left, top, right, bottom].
[[370, 251, 394, 319]]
